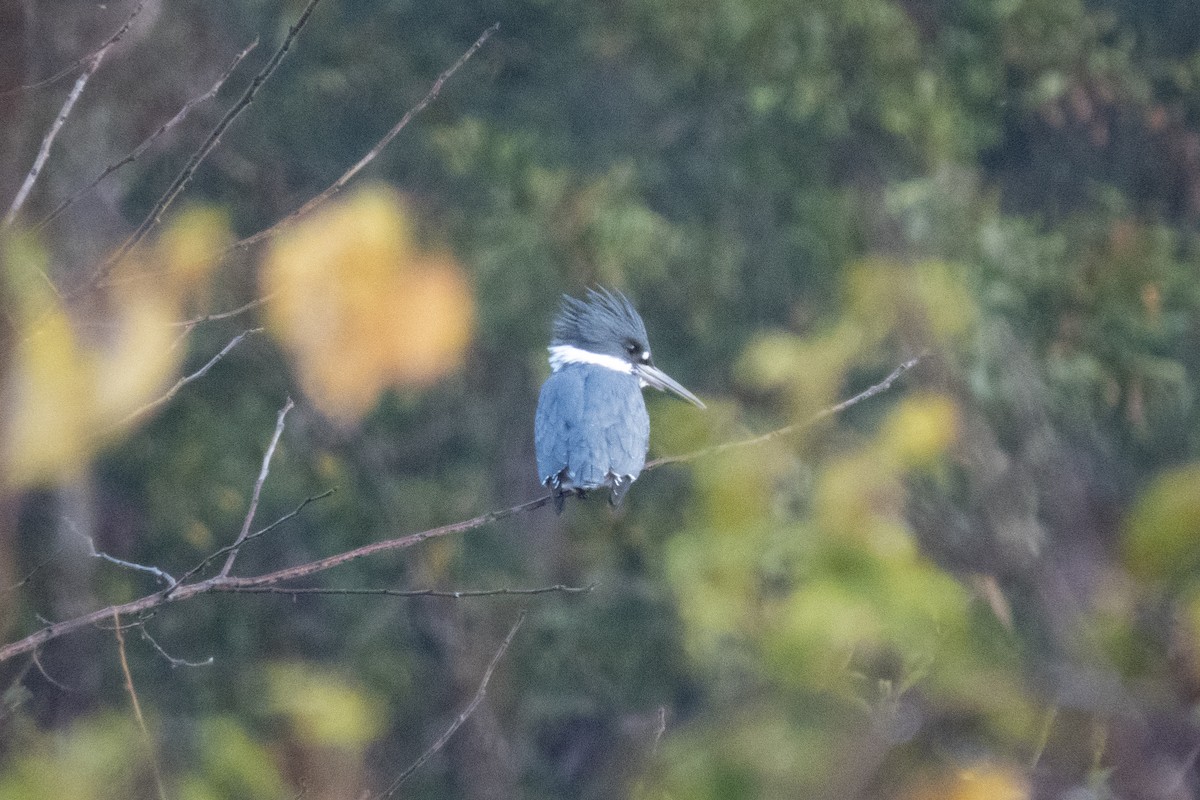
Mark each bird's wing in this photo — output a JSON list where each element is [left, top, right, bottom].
[[534, 368, 585, 486]]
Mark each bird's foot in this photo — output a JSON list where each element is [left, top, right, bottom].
[[550, 487, 589, 515], [608, 476, 632, 508]]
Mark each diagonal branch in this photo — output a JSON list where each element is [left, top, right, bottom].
[[646, 352, 924, 469], [232, 22, 499, 252], [4, 66, 97, 227], [3, 6, 136, 231], [111, 328, 261, 431], [219, 495, 552, 590], [90, 0, 325, 291], [171, 489, 337, 589], [35, 39, 258, 231], [219, 397, 294, 577], [379, 609, 526, 798], [0, 356, 918, 665], [173, 294, 273, 328], [66, 517, 175, 586], [218, 583, 595, 599], [0, 1, 146, 97]]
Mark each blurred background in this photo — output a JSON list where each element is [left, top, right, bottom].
[[2, 0, 1200, 798]]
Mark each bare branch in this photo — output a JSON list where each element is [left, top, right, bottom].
[[4, 30, 122, 229], [2, 546, 64, 593], [172, 489, 337, 588], [92, 0, 326, 290], [221, 495, 553, 590], [651, 706, 667, 755], [111, 328, 262, 431], [31, 650, 74, 692], [0, 494, 548, 663], [0, 1, 145, 97], [219, 397, 295, 577], [68, 518, 176, 586], [233, 22, 500, 252], [646, 352, 924, 469], [0, 357, 917, 664], [219, 583, 595, 599], [379, 609, 526, 797], [5, 65, 96, 226], [174, 294, 273, 328], [139, 626, 214, 669], [34, 39, 259, 231]]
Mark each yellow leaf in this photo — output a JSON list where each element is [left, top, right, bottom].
[[846, 258, 976, 344], [2, 307, 90, 486], [262, 186, 475, 421], [93, 287, 180, 425], [912, 260, 976, 341], [156, 206, 231, 301], [2, 212, 227, 487], [190, 716, 287, 799], [901, 763, 1029, 800], [387, 255, 475, 385]]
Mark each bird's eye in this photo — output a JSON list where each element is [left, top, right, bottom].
[[625, 342, 639, 355]]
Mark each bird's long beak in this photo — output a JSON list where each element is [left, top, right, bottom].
[[635, 364, 706, 409]]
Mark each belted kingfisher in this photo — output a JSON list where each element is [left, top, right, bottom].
[[535, 288, 705, 513]]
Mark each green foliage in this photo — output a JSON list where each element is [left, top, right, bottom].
[[1123, 464, 1200, 585], [265, 662, 386, 746], [180, 717, 288, 800], [0, 715, 146, 799]]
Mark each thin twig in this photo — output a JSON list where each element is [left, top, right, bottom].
[[221, 583, 595, 599], [4, 39, 117, 228], [68, 518, 176, 586], [6, 61, 100, 225], [1, 546, 65, 592], [172, 489, 336, 589], [95, 0, 325, 289], [5, 63, 96, 226], [379, 610, 526, 798], [114, 610, 169, 800], [219, 397, 295, 577], [0, 2, 145, 97], [111, 328, 262, 431], [139, 626, 214, 668], [1030, 705, 1058, 769], [0, 357, 917, 664], [31, 650, 74, 692], [232, 22, 499, 252], [646, 352, 924, 469], [651, 706, 668, 754], [35, 39, 258, 231], [173, 294, 273, 328], [94, 613, 146, 633]]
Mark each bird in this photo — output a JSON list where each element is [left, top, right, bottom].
[[535, 288, 705, 513]]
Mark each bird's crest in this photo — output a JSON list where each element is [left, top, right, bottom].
[[551, 287, 649, 352]]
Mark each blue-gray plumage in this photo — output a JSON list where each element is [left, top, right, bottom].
[[535, 288, 705, 513]]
